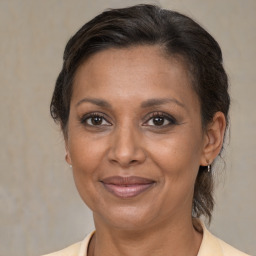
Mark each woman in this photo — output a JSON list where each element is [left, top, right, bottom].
[[44, 4, 250, 256]]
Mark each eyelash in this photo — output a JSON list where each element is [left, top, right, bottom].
[[80, 112, 111, 126], [142, 112, 177, 127], [80, 111, 177, 127]]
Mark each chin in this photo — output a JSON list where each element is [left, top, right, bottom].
[[93, 204, 158, 231]]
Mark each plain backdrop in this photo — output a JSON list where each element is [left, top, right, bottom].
[[0, 0, 255, 255]]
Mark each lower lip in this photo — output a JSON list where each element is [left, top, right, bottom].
[[102, 183, 155, 198]]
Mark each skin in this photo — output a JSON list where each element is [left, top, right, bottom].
[[65, 45, 226, 256]]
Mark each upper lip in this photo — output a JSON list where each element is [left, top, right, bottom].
[[101, 176, 155, 185]]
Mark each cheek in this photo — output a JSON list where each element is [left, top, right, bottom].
[[68, 131, 107, 174], [147, 129, 203, 198], [149, 131, 203, 174], [147, 134, 202, 213], [67, 133, 108, 207]]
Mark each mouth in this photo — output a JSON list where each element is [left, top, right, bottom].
[[100, 176, 156, 199]]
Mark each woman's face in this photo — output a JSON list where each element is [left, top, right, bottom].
[[66, 46, 208, 230]]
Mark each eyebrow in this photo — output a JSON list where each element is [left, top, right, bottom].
[[76, 97, 185, 109], [76, 98, 112, 108], [140, 98, 185, 109]]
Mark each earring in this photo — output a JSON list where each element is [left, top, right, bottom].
[[208, 165, 211, 172], [69, 165, 72, 168]]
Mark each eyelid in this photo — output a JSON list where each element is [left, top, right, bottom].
[[79, 111, 177, 127], [80, 112, 112, 125], [142, 111, 177, 126]]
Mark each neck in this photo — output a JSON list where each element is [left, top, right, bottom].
[[88, 214, 202, 256]]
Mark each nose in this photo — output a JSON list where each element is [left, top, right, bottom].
[[107, 125, 146, 167]]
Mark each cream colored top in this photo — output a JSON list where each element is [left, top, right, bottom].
[[42, 221, 250, 256]]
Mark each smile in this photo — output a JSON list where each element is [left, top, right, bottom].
[[101, 176, 156, 198]]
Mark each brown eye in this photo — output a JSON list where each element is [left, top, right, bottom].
[[143, 112, 177, 127], [81, 113, 111, 126], [91, 116, 103, 125], [152, 117, 165, 126]]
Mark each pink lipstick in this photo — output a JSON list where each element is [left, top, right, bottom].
[[101, 176, 155, 198]]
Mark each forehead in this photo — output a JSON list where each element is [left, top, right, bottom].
[[72, 45, 198, 110], [75, 45, 188, 78]]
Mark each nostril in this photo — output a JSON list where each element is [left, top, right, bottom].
[[110, 158, 138, 166], [107, 133, 147, 166]]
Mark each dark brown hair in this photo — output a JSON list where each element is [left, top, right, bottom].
[[50, 4, 230, 222]]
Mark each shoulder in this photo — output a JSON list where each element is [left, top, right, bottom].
[[196, 219, 251, 256], [41, 242, 82, 256], [41, 231, 94, 256], [216, 237, 251, 256]]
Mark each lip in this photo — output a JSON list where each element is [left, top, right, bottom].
[[101, 176, 156, 199]]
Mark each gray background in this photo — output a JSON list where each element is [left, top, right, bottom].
[[0, 0, 255, 255]]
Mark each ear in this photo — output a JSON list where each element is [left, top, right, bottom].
[[200, 112, 227, 166], [65, 140, 72, 165]]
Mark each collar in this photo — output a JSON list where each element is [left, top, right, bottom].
[[196, 220, 224, 256], [79, 220, 247, 256]]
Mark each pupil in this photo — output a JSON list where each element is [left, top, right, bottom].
[[153, 117, 164, 126], [92, 116, 102, 125]]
